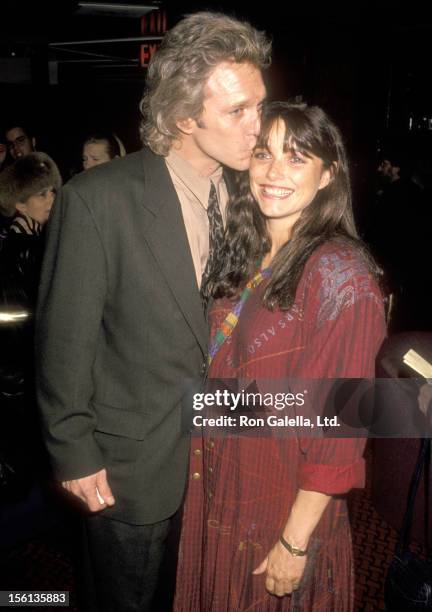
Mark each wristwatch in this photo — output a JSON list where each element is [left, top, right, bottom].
[[279, 535, 308, 557]]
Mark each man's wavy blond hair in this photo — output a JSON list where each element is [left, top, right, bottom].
[[139, 12, 271, 156]]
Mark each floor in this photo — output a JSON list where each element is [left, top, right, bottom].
[[0, 456, 422, 612]]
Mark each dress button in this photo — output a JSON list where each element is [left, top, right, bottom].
[[200, 362, 207, 375], [208, 492, 213, 499], [208, 440, 215, 448], [192, 472, 201, 480], [193, 448, 202, 456], [208, 466, 213, 473]]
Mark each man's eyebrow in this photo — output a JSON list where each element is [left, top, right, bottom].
[[7, 135, 27, 142], [226, 97, 248, 107], [227, 96, 265, 110]]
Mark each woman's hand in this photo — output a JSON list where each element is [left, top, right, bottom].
[[253, 489, 330, 596], [252, 540, 307, 596]]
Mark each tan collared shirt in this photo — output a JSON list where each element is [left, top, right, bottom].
[[165, 149, 229, 287]]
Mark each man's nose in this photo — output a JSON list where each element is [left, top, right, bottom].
[[249, 107, 261, 138], [245, 110, 261, 150]]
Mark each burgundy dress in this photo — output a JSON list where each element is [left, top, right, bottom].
[[175, 241, 386, 611]]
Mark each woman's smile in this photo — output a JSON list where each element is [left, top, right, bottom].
[[259, 185, 294, 199]]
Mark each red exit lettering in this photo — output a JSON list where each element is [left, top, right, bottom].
[[141, 10, 167, 35], [140, 43, 160, 68]]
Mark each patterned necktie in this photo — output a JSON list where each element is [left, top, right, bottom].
[[201, 181, 224, 308]]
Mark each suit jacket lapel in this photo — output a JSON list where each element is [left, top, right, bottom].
[[139, 149, 208, 354]]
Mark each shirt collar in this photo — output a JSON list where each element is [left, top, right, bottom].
[[165, 149, 224, 208]]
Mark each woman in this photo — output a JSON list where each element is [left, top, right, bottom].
[[0, 152, 61, 491], [0, 152, 61, 304], [81, 131, 125, 170], [175, 102, 386, 610]]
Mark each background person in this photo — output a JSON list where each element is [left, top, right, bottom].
[[81, 132, 125, 171], [0, 138, 7, 172], [0, 152, 61, 302], [366, 148, 429, 332], [5, 123, 36, 160], [0, 152, 61, 500], [175, 101, 386, 611], [0, 134, 9, 239]]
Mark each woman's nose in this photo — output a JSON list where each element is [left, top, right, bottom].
[[267, 158, 286, 181]]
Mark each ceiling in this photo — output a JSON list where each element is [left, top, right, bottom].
[[1, 0, 431, 84], [0, 1, 164, 82]]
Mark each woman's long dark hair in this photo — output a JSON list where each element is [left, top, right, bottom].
[[206, 101, 380, 310]]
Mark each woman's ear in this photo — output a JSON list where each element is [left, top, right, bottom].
[[318, 161, 337, 190], [15, 201, 28, 215]]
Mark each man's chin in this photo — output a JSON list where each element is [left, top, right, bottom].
[[228, 158, 252, 172]]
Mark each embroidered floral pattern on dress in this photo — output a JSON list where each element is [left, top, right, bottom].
[[316, 250, 381, 329]]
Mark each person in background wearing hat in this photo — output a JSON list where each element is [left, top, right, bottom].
[[0, 152, 62, 508], [0, 152, 61, 304]]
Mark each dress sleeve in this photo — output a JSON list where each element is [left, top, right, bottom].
[[295, 246, 387, 494]]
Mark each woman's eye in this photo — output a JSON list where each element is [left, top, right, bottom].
[[254, 150, 271, 160], [290, 155, 305, 164]]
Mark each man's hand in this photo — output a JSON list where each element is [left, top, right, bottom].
[[62, 468, 115, 512], [252, 541, 307, 597]]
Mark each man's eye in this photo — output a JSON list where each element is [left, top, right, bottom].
[[230, 108, 244, 116]]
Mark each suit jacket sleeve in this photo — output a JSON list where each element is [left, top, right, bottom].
[[36, 182, 107, 480]]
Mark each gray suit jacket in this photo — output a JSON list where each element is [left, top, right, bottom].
[[36, 148, 208, 524]]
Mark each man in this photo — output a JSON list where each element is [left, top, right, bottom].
[[36, 11, 270, 612], [0, 138, 7, 171], [377, 156, 400, 185], [5, 123, 36, 160], [371, 148, 428, 332]]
